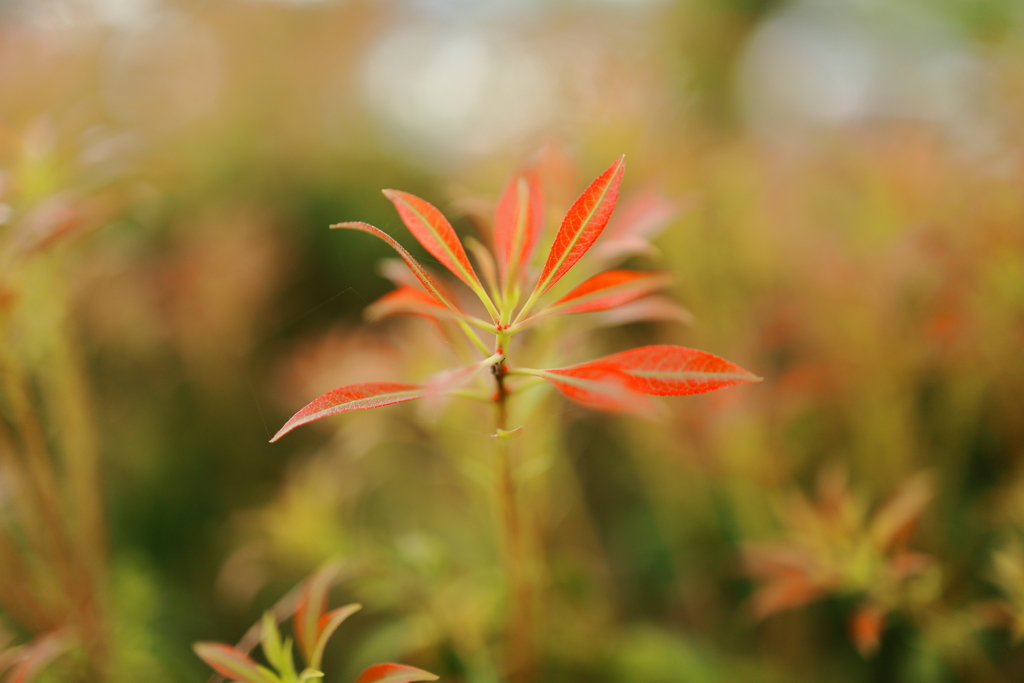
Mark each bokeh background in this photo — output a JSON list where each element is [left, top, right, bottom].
[[3, 0, 1024, 680]]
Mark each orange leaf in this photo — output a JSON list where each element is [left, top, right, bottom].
[[594, 296, 693, 327], [331, 222, 458, 312], [383, 190, 482, 290], [549, 270, 671, 315], [849, 603, 886, 657], [366, 287, 463, 323], [532, 155, 626, 296], [594, 188, 683, 262], [294, 565, 338, 665], [355, 663, 439, 683], [271, 382, 424, 442], [599, 345, 761, 396], [531, 362, 656, 414], [308, 603, 361, 670], [193, 643, 275, 683], [750, 576, 827, 619], [494, 170, 544, 284]]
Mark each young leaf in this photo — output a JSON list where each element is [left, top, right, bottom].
[[271, 382, 424, 442], [193, 643, 278, 683], [354, 663, 439, 683], [599, 345, 761, 396], [525, 364, 656, 414], [260, 612, 286, 674], [298, 669, 325, 682], [531, 155, 625, 297], [547, 270, 671, 315], [849, 603, 886, 657], [330, 222, 459, 312], [594, 295, 693, 327], [494, 171, 544, 285], [5, 631, 70, 683], [594, 188, 683, 262], [366, 287, 464, 323], [294, 565, 339, 666], [308, 603, 361, 671], [382, 190, 482, 291]]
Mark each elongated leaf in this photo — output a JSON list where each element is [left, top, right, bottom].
[[548, 270, 671, 315], [366, 287, 462, 323], [849, 603, 886, 657], [331, 222, 458, 312], [494, 170, 544, 284], [383, 190, 482, 290], [532, 155, 625, 296], [308, 604, 361, 670], [294, 565, 341, 666], [594, 295, 693, 327], [5, 631, 69, 683], [594, 189, 682, 262], [355, 663, 439, 683], [599, 345, 760, 396], [271, 382, 423, 442], [193, 643, 277, 683], [529, 364, 656, 414]]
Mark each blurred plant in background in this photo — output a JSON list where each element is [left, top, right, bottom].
[[2, 0, 1024, 681]]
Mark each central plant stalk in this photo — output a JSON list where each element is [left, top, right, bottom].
[[493, 357, 533, 683]]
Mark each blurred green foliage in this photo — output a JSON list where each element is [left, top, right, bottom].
[[2, 0, 1024, 681]]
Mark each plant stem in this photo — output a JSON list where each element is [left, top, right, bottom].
[[492, 362, 532, 683]]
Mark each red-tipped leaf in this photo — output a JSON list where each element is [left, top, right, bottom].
[[309, 603, 361, 670], [272, 382, 423, 442], [383, 190, 482, 290], [595, 189, 683, 262], [294, 565, 338, 665], [532, 155, 625, 296], [548, 270, 671, 315], [599, 345, 761, 396], [366, 287, 463, 323], [355, 663, 439, 683], [594, 296, 693, 327], [530, 363, 656, 414], [331, 222, 459, 312], [850, 603, 886, 657], [5, 631, 70, 683], [193, 643, 276, 683], [494, 170, 544, 283]]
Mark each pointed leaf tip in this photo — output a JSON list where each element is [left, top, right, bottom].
[[494, 169, 544, 285], [600, 345, 761, 396], [330, 222, 460, 313], [193, 642, 276, 683], [271, 382, 424, 442], [382, 189, 482, 290], [533, 155, 626, 296], [355, 663, 439, 683], [549, 269, 671, 315]]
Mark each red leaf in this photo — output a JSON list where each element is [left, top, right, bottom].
[[294, 565, 339, 665], [594, 189, 683, 262], [5, 631, 69, 683], [849, 603, 886, 657], [532, 155, 626, 296], [331, 222, 459, 312], [366, 287, 461, 323], [598, 345, 761, 396], [308, 603, 361, 670], [193, 643, 275, 683], [494, 170, 544, 284], [355, 663, 439, 683], [750, 576, 827, 619], [549, 270, 671, 315], [271, 382, 423, 442], [533, 362, 656, 414], [382, 190, 482, 290]]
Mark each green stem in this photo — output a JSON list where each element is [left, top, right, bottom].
[[493, 364, 532, 683]]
